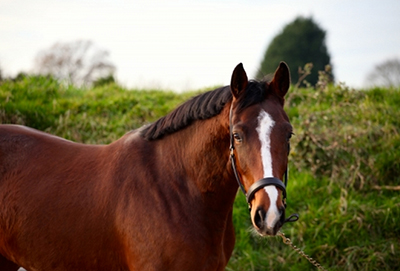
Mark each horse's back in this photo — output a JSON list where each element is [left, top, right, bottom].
[[0, 125, 98, 188], [0, 125, 42, 177], [0, 124, 73, 175]]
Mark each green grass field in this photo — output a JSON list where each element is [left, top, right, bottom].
[[1, 75, 399, 270]]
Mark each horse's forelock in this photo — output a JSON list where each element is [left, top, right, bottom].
[[236, 80, 268, 112]]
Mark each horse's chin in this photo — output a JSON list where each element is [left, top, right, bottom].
[[250, 226, 281, 237]]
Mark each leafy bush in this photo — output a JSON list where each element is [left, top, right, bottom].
[[0, 75, 64, 130], [288, 84, 400, 190]]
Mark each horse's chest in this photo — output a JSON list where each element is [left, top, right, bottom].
[[123, 218, 233, 270]]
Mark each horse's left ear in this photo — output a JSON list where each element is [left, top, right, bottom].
[[270, 62, 291, 99], [230, 63, 248, 99]]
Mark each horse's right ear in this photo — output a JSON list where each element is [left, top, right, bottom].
[[230, 63, 248, 99]]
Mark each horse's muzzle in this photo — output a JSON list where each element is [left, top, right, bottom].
[[253, 206, 285, 236]]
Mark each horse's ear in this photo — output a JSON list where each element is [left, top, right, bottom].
[[230, 63, 248, 99], [270, 62, 290, 99]]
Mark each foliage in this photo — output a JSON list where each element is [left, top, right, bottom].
[[366, 58, 400, 88], [288, 84, 400, 190], [1, 76, 399, 270], [257, 16, 333, 86], [34, 40, 115, 87]]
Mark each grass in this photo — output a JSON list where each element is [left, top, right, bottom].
[[1, 75, 399, 270], [229, 170, 400, 270]]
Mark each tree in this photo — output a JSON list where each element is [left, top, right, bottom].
[[366, 58, 400, 88], [257, 16, 333, 86], [34, 40, 116, 86]]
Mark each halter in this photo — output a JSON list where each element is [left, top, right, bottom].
[[229, 103, 299, 223]]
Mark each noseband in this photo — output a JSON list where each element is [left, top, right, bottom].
[[229, 104, 299, 224]]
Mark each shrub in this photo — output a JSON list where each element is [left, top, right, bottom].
[[288, 84, 400, 190]]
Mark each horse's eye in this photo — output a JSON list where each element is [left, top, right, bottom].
[[233, 133, 242, 143]]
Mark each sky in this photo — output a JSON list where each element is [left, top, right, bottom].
[[1, 0, 399, 91]]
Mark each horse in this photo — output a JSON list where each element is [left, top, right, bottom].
[[0, 62, 295, 270]]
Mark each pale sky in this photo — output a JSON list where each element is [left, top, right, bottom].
[[1, 0, 399, 91]]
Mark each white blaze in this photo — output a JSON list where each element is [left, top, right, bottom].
[[256, 110, 280, 229], [256, 110, 275, 177]]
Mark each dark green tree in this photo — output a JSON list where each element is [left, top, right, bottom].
[[257, 16, 333, 86]]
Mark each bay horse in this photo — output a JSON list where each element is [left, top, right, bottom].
[[0, 62, 295, 270]]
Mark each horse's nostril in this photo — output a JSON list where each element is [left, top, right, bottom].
[[254, 208, 266, 229]]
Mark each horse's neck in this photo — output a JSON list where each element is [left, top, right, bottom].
[[157, 105, 238, 209]]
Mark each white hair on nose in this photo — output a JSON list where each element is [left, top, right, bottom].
[[256, 110, 275, 178], [256, 110, 280, 229]]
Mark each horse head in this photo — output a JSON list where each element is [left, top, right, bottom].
[[229, 62, 297, 236]]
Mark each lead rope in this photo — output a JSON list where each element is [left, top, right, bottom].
[[277, 232, 328, 271]]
